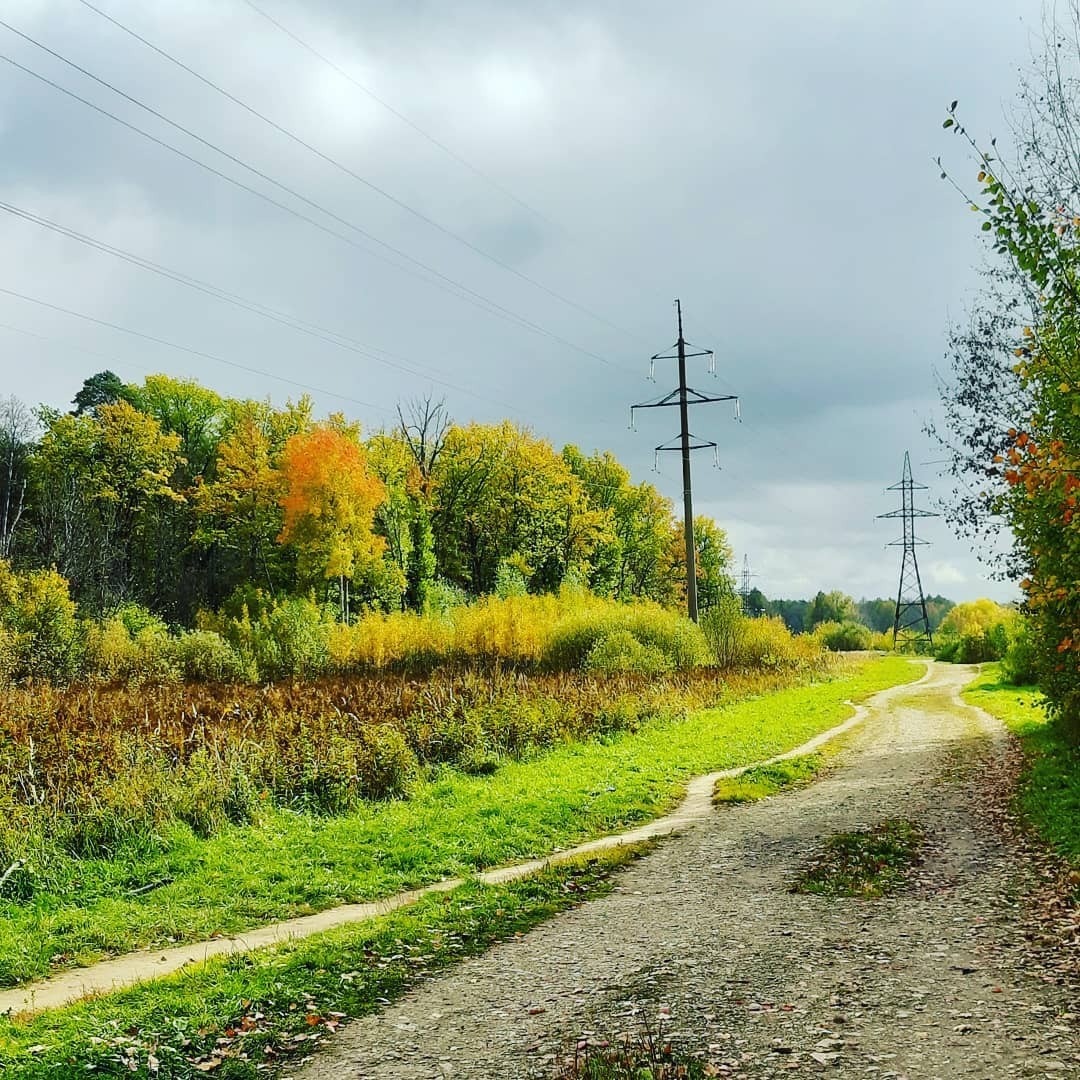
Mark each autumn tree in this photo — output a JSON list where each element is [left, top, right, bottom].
[[432, 423, 602, 594], [937, 14, 1080, 731], [562, 445, 679, 601], [277, 424, 388, 619], [30, 401, 182, 609]]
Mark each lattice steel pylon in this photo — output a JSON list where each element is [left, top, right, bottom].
[[739, 555, 757, 614], [878, 451, 939, 651]]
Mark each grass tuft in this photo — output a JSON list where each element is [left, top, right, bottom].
[[792, 818, 926, 898], [554, 1018, 718, 1079]]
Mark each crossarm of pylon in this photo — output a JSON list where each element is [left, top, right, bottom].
[[685, 387, 738, 404], [655, 435, 718, 452], [631, 389, 683, 410], [877, 508, 939, 518]]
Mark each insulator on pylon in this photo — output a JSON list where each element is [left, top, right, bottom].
[[734, 399, 741, 422], [629, 407, 636, 431], [653, 450, 660, 472], [708, 351, 716, 376], [713, 447, 720, 468], [648, 358, 656, 382]]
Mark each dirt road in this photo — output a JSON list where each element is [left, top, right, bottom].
[[295, 662, 1079, 1079]]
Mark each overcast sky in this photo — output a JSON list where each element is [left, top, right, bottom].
[[0, 0, 1043, 601]]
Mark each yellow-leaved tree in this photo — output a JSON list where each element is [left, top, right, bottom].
[[277, 424, 387, 618]]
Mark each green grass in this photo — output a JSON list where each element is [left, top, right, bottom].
[[0, 655, 922, 987], [792, 818, 926, 898], [963, 664, 1080, 862], [0, 846, 646, 1079], [712, 752, 827, 804]]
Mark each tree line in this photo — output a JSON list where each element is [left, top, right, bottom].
[[0, 371, 734, 623], [744, 588, 954, 635]]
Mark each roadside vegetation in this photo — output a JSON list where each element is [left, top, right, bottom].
[[0, 847, 646, 1079], [935, 9, 1080, 736], [964, 665, 1080, 863], [0, 654, 918, 988]]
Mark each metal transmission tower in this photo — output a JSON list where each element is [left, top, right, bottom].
[[631, 300, 739, 622], [739, 555, 758, 614], [878, 451, 939, 651]]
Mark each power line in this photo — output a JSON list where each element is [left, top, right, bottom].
[[0, 32, 621, 371], [0, 284, 392, 414], [0, 199, 517, 413], [72, 0, 637, 344], [235, 0, 558, 231]]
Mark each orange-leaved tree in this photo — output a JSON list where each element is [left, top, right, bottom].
[[277, 424, 387, 619]]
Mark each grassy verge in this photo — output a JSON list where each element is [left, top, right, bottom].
[[712, 750, 836, 805], [791, 819, 926, 898], [0, 846, 646, 1079], [963, 664, 1080, 862], [0, 655, 921, 987]]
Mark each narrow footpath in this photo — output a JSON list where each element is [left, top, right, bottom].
[[297, 663, 1079, 1080]]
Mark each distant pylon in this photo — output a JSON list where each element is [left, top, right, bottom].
[[739, 555, 757, 614], [877, 451, 938, 651]]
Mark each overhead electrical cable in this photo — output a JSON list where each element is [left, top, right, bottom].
[[236, 0, 558, 230], [0, 199, 518, 412], [0, 30, 623, 371], [71, 0, 637, 343], [0, 284, 392, 413]]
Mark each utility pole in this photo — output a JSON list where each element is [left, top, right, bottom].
[[878, 451, 938, 651], [631, 300, 739, 622]]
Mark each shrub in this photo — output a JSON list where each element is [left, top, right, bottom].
[[737, 616, 823, 671], [173, 629, 250, 682], [0, 562, 81, 681], [544, 601, 710, 672], [424, 577, 468, 616], [584, 629, 673, 675], [1001, 616, 1039, 685], [83, 616, 180, 685], [816, 620, 873, 652], [700, 594, 746, 668], [204, 595, 332, 680]]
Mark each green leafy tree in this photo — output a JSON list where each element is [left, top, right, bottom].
[[432, 423, 602, 594], [806, 590, 859, 629], [562, 445, 680, 602], [30, 401, 182, 609], [688, 516, 734, 612], [71, 370, 132, 416]]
